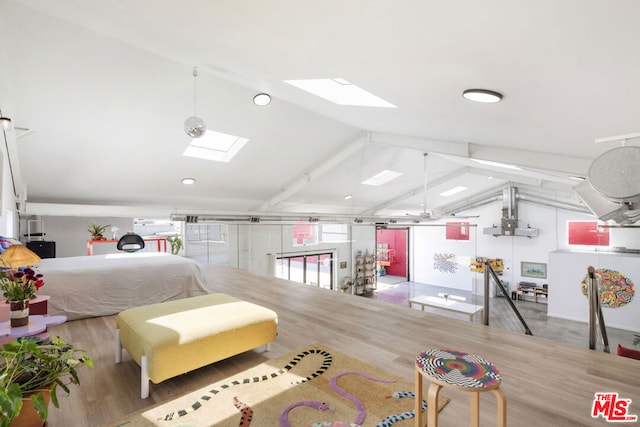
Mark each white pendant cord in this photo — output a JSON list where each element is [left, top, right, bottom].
[[423, 153, 428, 215]]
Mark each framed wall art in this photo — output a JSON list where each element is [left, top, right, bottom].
[[521, 261, 547, 279]]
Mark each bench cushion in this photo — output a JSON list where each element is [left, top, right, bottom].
[[116, 293, 278, 383]]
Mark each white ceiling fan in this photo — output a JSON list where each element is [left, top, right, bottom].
[[404, 153, 479, 222]]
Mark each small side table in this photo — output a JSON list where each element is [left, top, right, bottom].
[[414, 348, 506, 427], [0, 314, 67, 346]]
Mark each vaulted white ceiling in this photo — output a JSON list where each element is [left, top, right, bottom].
[[2, 0, 638, 219]]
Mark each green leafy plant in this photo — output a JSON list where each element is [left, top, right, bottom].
[[0, 336, 93, 426], [87, 222, 110, 240], [167, 235, 183, 255]]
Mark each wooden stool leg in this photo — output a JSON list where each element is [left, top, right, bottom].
[[427, 382, 442, 427], [492, 387, 507, 427], [414, 365, 423, 427], [470, 391, 480, 427]]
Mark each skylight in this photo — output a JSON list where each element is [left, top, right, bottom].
[[471, 159, 522, 170], [183, 130, 249, 163], [439, 186, 467, 197], [362, 170, 402, 186], [283, 78, 397, 108]]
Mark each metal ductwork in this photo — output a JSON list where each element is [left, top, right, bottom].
[[573, 146, 640, 224], [483, 185, 539, 237]]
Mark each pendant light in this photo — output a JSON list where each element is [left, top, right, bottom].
[[184, 67, 206, 138], [0, 109, 12, 131]]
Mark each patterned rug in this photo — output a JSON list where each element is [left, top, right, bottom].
[[107, 343, 449, 427]]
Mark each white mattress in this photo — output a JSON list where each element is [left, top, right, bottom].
[[37, 252, 209, 320]]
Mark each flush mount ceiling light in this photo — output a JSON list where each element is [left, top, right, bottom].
[[181, 178, 196, 185], [184, 66, 206, 138], [344, 194, 353, 200], [0, 109, 12, 131], [253, 93, 271, 106], [284, 78, 397, 108], [462, 89, 503, 103]]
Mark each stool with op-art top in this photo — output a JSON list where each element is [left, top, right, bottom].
[[414, 348, 506, 427]]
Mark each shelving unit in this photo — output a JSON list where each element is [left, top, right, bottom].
[[376, 243, 396, 266], [354, 250, 376, 296]]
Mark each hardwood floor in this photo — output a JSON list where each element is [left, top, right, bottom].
[[46, 265, 640, 426]]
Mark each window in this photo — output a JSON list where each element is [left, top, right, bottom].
[[567, 221, 610, 246], [275, 252, 334, 290], [321, 224, 349, 243], [292, 223, 318, 246]]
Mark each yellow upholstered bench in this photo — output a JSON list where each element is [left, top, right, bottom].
[[115, 293, 278, 398]]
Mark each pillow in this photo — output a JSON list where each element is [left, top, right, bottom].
[[0, 236, 22, 253], [617, 344, 640, 361]]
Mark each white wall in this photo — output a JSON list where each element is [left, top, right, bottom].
[[412, 225, 477, 292], [549, 250, 639, 332], [27, 216, 134, 257]]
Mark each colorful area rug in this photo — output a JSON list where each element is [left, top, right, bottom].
[[109, 343, 449, 427]]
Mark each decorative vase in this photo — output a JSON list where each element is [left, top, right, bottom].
[[12, 389, 51, 427], [10, 299, 30, 327]]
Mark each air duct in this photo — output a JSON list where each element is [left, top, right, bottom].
[[483, 185, 539, 237]]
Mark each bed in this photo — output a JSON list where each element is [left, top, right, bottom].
[[36, 252, 210, 320]]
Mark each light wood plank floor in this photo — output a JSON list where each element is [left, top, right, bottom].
[[46, 265, 640, 426]]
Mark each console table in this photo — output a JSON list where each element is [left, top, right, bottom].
[[409, 295, 483, 322]]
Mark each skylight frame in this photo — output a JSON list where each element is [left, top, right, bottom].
[[182, 130, 249, 163], [439, 186, 468, 197], [471, 159, 522, 171], [284, 78, 397, 108], [362, 170, 402, 186]]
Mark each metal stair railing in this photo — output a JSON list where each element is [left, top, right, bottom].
[[587, 266, 610, 353], [483, 260, 533, 335]]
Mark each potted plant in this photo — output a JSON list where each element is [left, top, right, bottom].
[[0, 336, 93, 426], [0, 268, 45, 327], [166, 235, 183, 255], [87, 222, 110, 241]]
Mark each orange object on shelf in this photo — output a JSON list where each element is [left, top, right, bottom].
[[86, 237, 168, 256]]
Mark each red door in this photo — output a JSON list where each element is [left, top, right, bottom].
[[376, 228, 407, 278]]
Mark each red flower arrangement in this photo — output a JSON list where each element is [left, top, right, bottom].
[[0, 267, 45, 301]]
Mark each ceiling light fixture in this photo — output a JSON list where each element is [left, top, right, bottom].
[[184, 67, 206, 138], [181, 178, 196, 185], [253, 93, 271, 106], [344, 195, 353, 200], [462, 89, 503, 103], [0, 109, 12, 131]]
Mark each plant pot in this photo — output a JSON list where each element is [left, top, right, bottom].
[[91, 234, 104, 241], [13, 389, 50, 427], [10, 299, 30, 327]]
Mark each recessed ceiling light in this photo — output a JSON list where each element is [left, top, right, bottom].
[[362, 170, 402, 186], [344, 195, 353, 200], [253, 93, 271, 106], [439, 186, 467, 197], [182, 178, 196, 185], [471, 158, 522, 170], [183, 130, 249, 163], [284, 78, 397, 108], [463, 89, 503, 103]]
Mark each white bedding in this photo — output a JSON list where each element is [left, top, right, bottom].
[[37, 252, 210, 320]]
